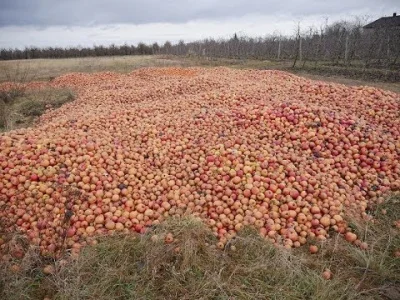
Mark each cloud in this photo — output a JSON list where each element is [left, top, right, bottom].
[[0, 1, 398, 49], [0, 11, 386, 49], [0, 0, 398, 27]]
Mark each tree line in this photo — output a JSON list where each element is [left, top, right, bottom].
[[0, 43, 160, 60], [1, 17, 399, 69]]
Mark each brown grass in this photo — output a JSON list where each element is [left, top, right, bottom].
[[0, 56, 188, 83], [1, 194, 399, 300], [0, 88, 75, 132]]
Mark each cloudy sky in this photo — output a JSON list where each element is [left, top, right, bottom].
[[0, 0, 398, 49]]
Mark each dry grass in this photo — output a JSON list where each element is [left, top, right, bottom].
[[0, 61, 38, 84], [0, 88, 75, 132], [0, 56, 188, 83], [291, 71, 400, 94], [1, 194, 399, 300]]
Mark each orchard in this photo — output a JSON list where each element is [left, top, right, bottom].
[[0, 68, 399, 258]]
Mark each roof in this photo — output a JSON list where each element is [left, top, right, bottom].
[[364, 15, 400, 29]]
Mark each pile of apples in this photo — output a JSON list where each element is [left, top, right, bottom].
[[0, 68, 399, 257]]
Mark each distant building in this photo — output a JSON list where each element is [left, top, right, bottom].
[[363, 13, 400, 29]]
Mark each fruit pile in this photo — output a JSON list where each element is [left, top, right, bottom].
[[0, 68, 399, 257]]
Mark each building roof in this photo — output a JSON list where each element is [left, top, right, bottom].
[[364, 14, 400, 29]]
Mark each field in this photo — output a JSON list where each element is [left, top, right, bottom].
[[1, 56, 400, 93], [0, 57, 399, 299]]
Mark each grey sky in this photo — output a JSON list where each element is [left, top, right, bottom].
[[0, 0, 398, 48]]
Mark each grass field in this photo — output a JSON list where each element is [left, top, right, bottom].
[[0, 56, 179, 82]]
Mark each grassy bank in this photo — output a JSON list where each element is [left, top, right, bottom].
[[0, 88, 75, 132], [1, 195, 399, 300]]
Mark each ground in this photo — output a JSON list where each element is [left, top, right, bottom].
[[0, 56, 399, 300]]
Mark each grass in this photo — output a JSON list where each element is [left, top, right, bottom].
[[1, 194, 399, 300], [290, 64, 400, 86], [0, 61, 38, 84], [0, 56, 185, 83], [0, 88, 75, 132]]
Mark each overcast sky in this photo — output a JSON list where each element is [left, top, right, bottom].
[[0, 0, 398, 49]]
